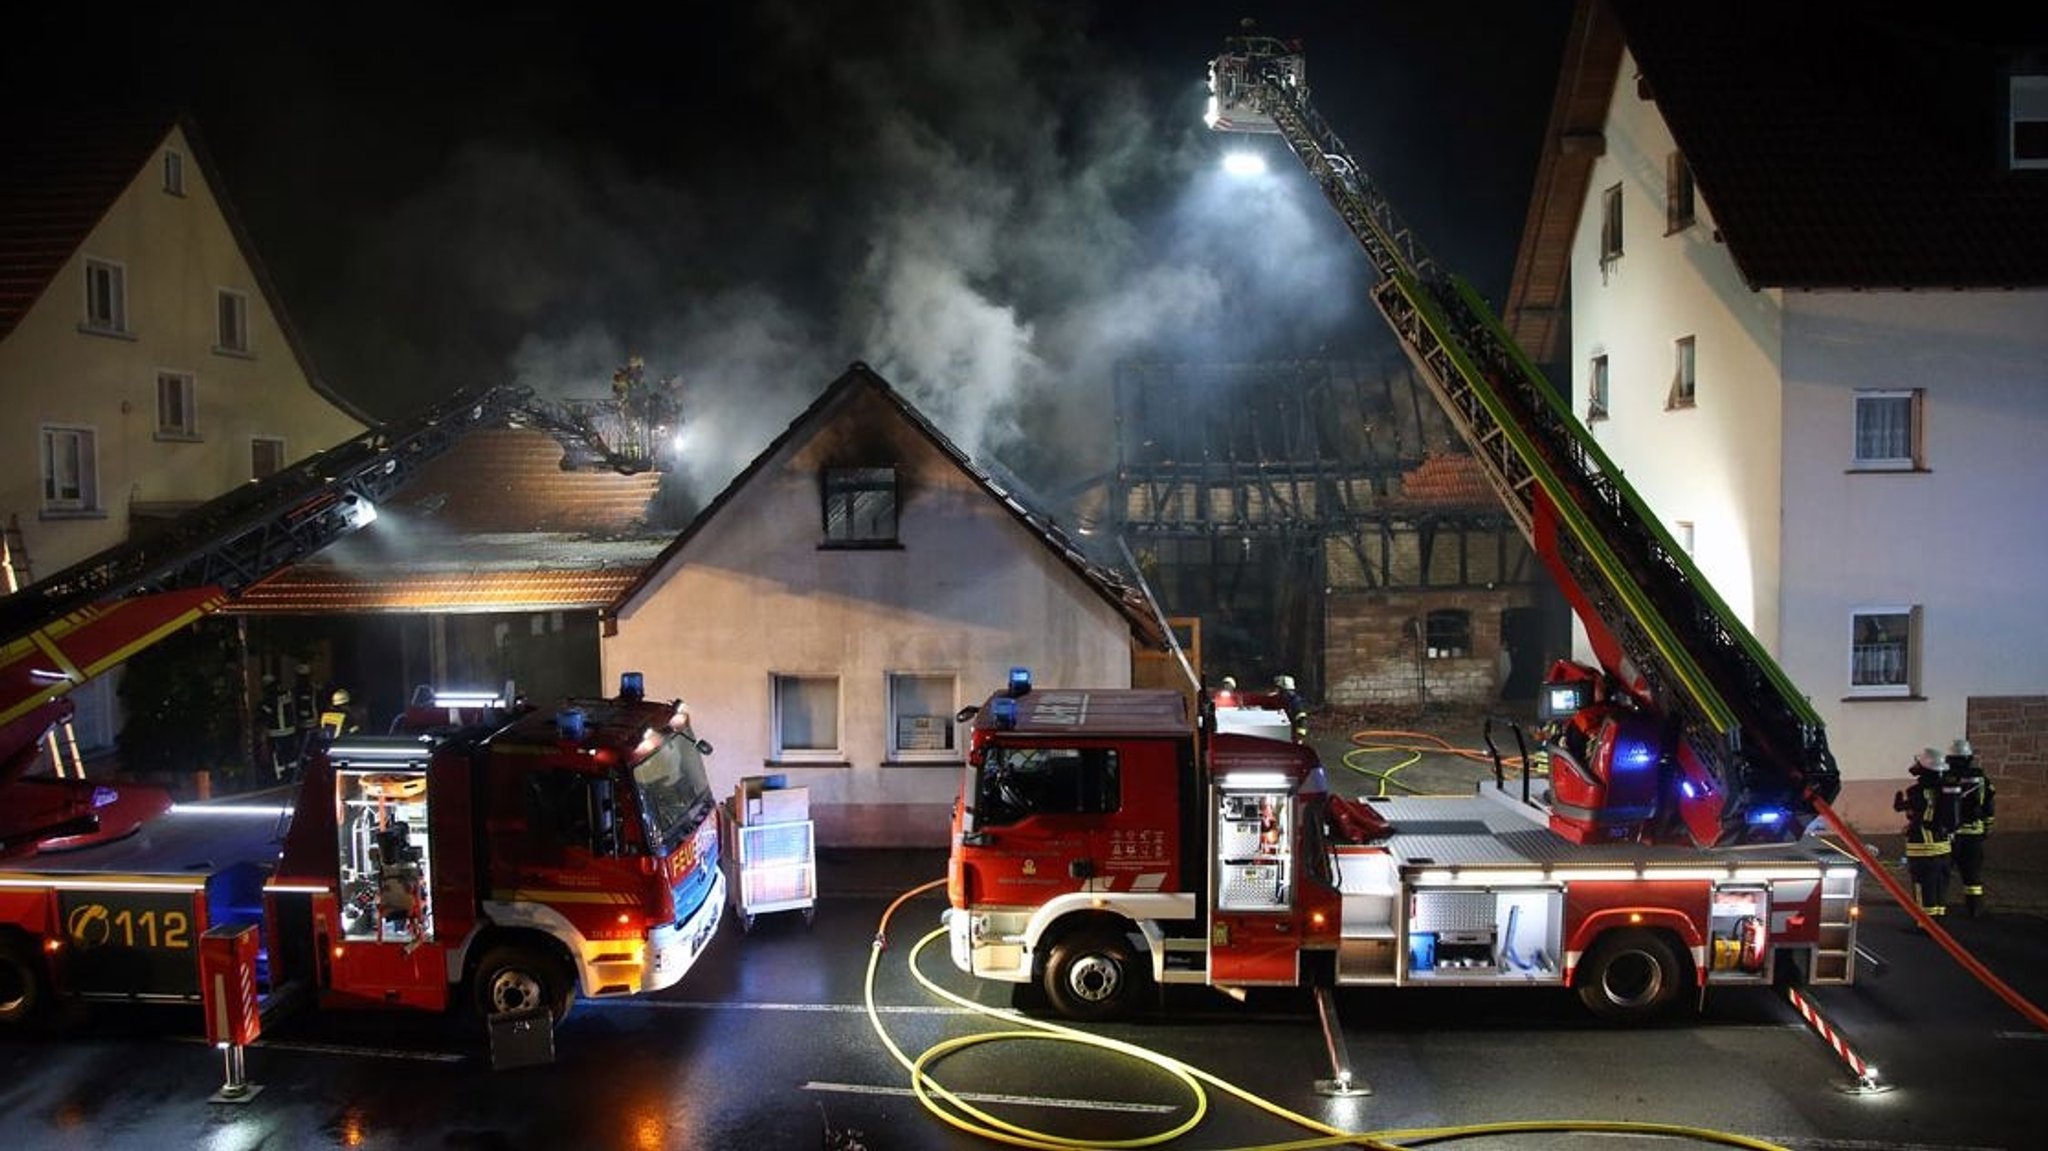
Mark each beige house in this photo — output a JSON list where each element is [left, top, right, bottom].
[[603, 363, 1165, 847], [1504, 0, 2048, 829], [1, 111, 368, 746]]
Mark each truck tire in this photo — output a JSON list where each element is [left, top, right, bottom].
[[472, 943, 573, 1024], [1575, 927, 1684, 1022], [1042, 925, 1146, 1022], [0, 936, 46, 1027]]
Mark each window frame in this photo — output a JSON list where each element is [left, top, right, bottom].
[[82, 257, 128, 334], [770, 673, 843, 763], [40, 424, 101, 514], [2012, 74, 2048, 170], [1587, 353, 1609, 421], [1850, 388, 1924, 472], [1599, 183, 1624, 267], [216, 288, 251, 355], [163, 149, 185, 195], [886, 671, 958, 763], [251, 436, 287, 480], [1423, 608, 1471, 660], [1664, 151, 1696, 233], [821, 465, 899, 548], [1847, 606, 1921, 699], [155, 370, 199, 440], [1668, 335, 1696, 409]]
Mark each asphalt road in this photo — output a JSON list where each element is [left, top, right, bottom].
[[3, 852, 2045, 1151]]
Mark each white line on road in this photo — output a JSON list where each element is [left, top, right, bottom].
[[802, 1080, 1181, 1115], [583, 998, 991, 1016]]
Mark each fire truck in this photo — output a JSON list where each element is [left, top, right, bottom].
[[0, 386, 724, 1028], [939, 32, 1866, 1026], [943, 671, 1858, 1024]]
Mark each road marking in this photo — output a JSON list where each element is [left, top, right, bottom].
[[802, 1080, 1180, 1114], [1771, 1139, 2012, 1151], [584, 998, 991, 1016], [1994, 1030, 2048, 1041]]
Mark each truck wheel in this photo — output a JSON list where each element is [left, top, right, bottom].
[[0, 937, 46, 1026], [1042, 925, 1146, 1022], [1576, 927, 1684, 1022], [472, 944, 573, 1024]]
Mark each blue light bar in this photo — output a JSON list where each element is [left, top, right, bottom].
[[1008, 666, 1032, 695]]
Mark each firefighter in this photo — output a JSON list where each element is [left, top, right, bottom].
[[1273, 674, 1309, 741], [262, 674, 297, 779], [285, 664, 320, 772], [1947, 738, 1996, 917], [319, 687, 360, 739], [1213, 676, 1240, 708], [1893, 747, 1958, 921]]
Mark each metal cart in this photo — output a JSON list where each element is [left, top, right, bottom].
[[717, 799, 817, 932]]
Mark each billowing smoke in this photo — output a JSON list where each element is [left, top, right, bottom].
[[274, 0, 1377, 510]]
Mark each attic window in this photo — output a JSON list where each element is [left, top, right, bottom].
[[2014, 75, 2048, 170], [163, 149, 185, 195], [822, 466, 898, 547]]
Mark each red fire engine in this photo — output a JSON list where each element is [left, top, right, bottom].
[[944, 671, 1858, 1024]]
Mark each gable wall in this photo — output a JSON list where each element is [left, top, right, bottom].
[[604, 387, 1133, 847]]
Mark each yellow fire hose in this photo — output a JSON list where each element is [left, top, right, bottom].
[[863, 879, 1795, 1150]]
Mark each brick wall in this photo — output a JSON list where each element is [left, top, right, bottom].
[[1325, 587, 1532, 708], [1967, 695, 2047, 831]]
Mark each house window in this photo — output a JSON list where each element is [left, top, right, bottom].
[[887, 672, 957, 762], [156, 371, 198, 439], [1423, 609, 1471, 659], [1668, 336, 1696, 408], [1665, 152, 1695, 232], [40, 425, 100, 513], [1849, 607, 1919, 698], [823, 466, 897, 545], [216, 289, 250, 354], [163, 149, 185, 195], [2012, 75, 2048, 170], [83, 258, 127, 333], [1587, 353, 1609, 420], [1599, 183, 1624, 266], [771, 674, 841, 761], [1853, 389, 1923, 470], [252, 437, 286, 479]]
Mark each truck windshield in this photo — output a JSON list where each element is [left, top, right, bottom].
[[975, 745, 1120, 826], [632, 734, 715, 854]]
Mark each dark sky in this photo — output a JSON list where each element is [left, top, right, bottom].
[[9, 1, 1573, 503]]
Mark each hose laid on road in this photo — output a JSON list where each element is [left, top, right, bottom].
[[863, 880, 1796, 1150]]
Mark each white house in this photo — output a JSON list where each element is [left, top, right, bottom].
[[1504, 0, 2048, 829], [1, 111, 369, 747], [603, 363, 1165, 847]]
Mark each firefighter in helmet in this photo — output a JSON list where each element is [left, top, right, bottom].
[[1947, 738, 1996, 917], [1893, 747, 1959, 920], [319, 686, 360, 739]]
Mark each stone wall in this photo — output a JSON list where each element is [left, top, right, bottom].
[[1967, 695, 2047, 831], [1325, 587, 1532, 709]]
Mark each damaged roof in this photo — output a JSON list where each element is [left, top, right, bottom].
[[234, 426, 667, 614], [612, 362, 1168, 647]]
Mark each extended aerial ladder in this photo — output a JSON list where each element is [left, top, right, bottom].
[[1206, 34, 1839, 847], [0, 383, 656, 852]]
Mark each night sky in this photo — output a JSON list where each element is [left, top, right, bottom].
[[8, 1, 1573, 505]]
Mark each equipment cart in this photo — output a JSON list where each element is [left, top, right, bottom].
[[718, 778, 817, 932]]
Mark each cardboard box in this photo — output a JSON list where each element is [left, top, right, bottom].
[[734, 774, 799, 825], [757, 785, 809, 824]]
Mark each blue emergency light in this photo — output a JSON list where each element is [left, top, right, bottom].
[[619, 671, 645, 699], [1008, 666, 1032, 695], [558, 709, 587, 739], [1746, 807, 1786, 827], [991, 697, 1018, 729]]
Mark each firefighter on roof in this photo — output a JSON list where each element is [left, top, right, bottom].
[[1894, 747, 1959, 919]]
